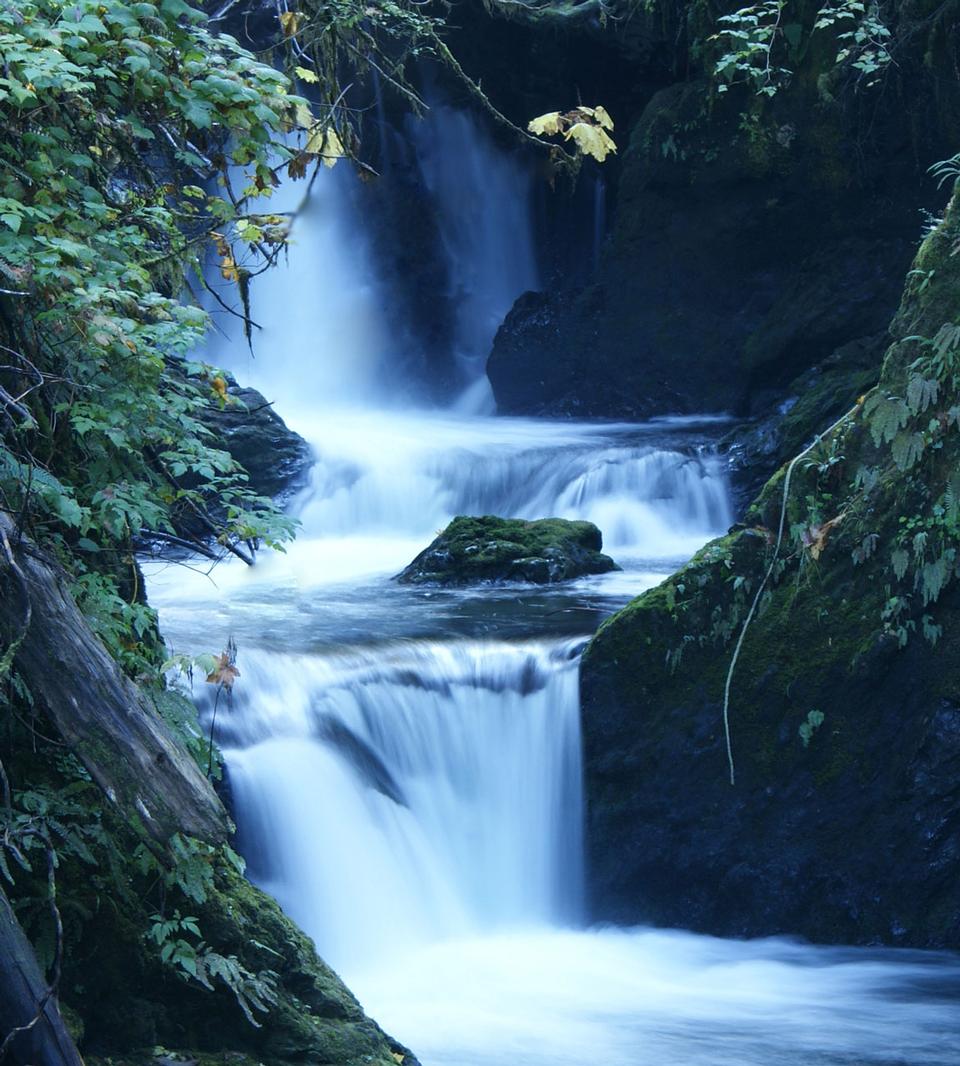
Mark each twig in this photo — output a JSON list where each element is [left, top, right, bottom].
[[721, 403, 859, 785], [139, 529, 223, 564]]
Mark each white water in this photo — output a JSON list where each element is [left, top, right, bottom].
[[150, 118, 960, 1066], [410, 105, 539, 403]]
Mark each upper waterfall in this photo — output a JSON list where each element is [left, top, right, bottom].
[[204, 105, 539, 416], [410, 105, 539, 404]]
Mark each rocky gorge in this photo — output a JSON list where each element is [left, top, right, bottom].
[[2, 0, 960, 1064]]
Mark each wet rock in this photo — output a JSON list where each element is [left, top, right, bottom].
[[576, 199, 960, 950], [396, 515, 619, 585], [200, 376, 313, 503]]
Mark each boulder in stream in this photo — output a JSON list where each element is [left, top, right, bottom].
[[396, 515, 619, 585]]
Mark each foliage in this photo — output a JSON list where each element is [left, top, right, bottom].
[[527, 105, 617, 162], [0, 0, 312, 680], [709, 0, 893, 96], [711, 0, 793, 96], [798, 708, 825, 747], [148, 909, 279, 1027]]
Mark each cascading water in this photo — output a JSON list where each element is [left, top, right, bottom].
[[221, 639, 583, 974], [409, 105, 538, 409], [148, 108, 960, 1066]]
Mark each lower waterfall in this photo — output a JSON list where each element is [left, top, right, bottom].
[[223, 639, 584, 973]]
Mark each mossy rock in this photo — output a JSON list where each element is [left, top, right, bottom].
[[396, 515, 619, 585], [578, 191, 960, 950]]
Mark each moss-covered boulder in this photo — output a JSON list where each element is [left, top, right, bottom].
[[578, 191, 960, 949], [396, 515, 618, 585]]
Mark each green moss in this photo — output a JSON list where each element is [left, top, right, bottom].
[[397, 514, 619, 585]]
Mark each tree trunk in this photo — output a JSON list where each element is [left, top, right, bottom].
[[0, 884, 83, 1066], [0, 514, 227, 846]]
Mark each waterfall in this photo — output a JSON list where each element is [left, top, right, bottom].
[[203, 166, 392, 414], [409, 105, 539, 406], [145, 103, 960, 1066], [218, 639, 584, 973]]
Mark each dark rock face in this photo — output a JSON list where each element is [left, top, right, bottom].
[[723, 332, 885, 508], [201, 378, 313, 502], [488, 76, 933, 419], [581, 583, 960, 948], [576, 198, 960, 950], [396, 515, 618, 585]]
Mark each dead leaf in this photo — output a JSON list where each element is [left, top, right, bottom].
[[206, 651, 240, 690], [287, 153, 309, 180], [279, 11, 301, 37], [802, 512, 845, 561]]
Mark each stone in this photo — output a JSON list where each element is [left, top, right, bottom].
[[396, 515, 619, 585]]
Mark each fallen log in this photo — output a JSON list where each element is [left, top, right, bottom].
[[0, 513, 227, 846], [0, 882, 83, 1066]]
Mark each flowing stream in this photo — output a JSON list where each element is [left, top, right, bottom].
[[148, 115, 960, 1065]]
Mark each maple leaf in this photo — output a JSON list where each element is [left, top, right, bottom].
[[528, 111, 563, 136], [593, 105, 614, 130], [564, 121, 617, 162], [287, 153, 309, 180], [206, 651, 240, 690], [293, 102, 314, 130], [305, 126, 345, 167]]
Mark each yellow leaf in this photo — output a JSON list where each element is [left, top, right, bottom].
[[211, 376, 228, 400], [593, 104, 614, 130], [219, 253, 239, 282], [390, 1054, 404, 1064], [527, 111, 563, 137], [321, 127, 345, 168], [564, 122, 617, 162], [305, 124, 325, 154], [294, 102, 315, 130], [294, 66, 320, 84], [279, 11, 301, 37]]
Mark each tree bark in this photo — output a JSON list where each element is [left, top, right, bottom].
[[0, 884, 83, 1066], [0, 514, 227, 845]]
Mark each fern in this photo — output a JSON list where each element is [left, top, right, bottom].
[[918, 553, 952, 606], [891, 431, 926, 471], [891, 548, 910, 581], [864, 393, 909, 446], [906, 373, 939, 414]]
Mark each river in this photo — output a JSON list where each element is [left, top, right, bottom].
[[145, 110, 960, 1066]]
